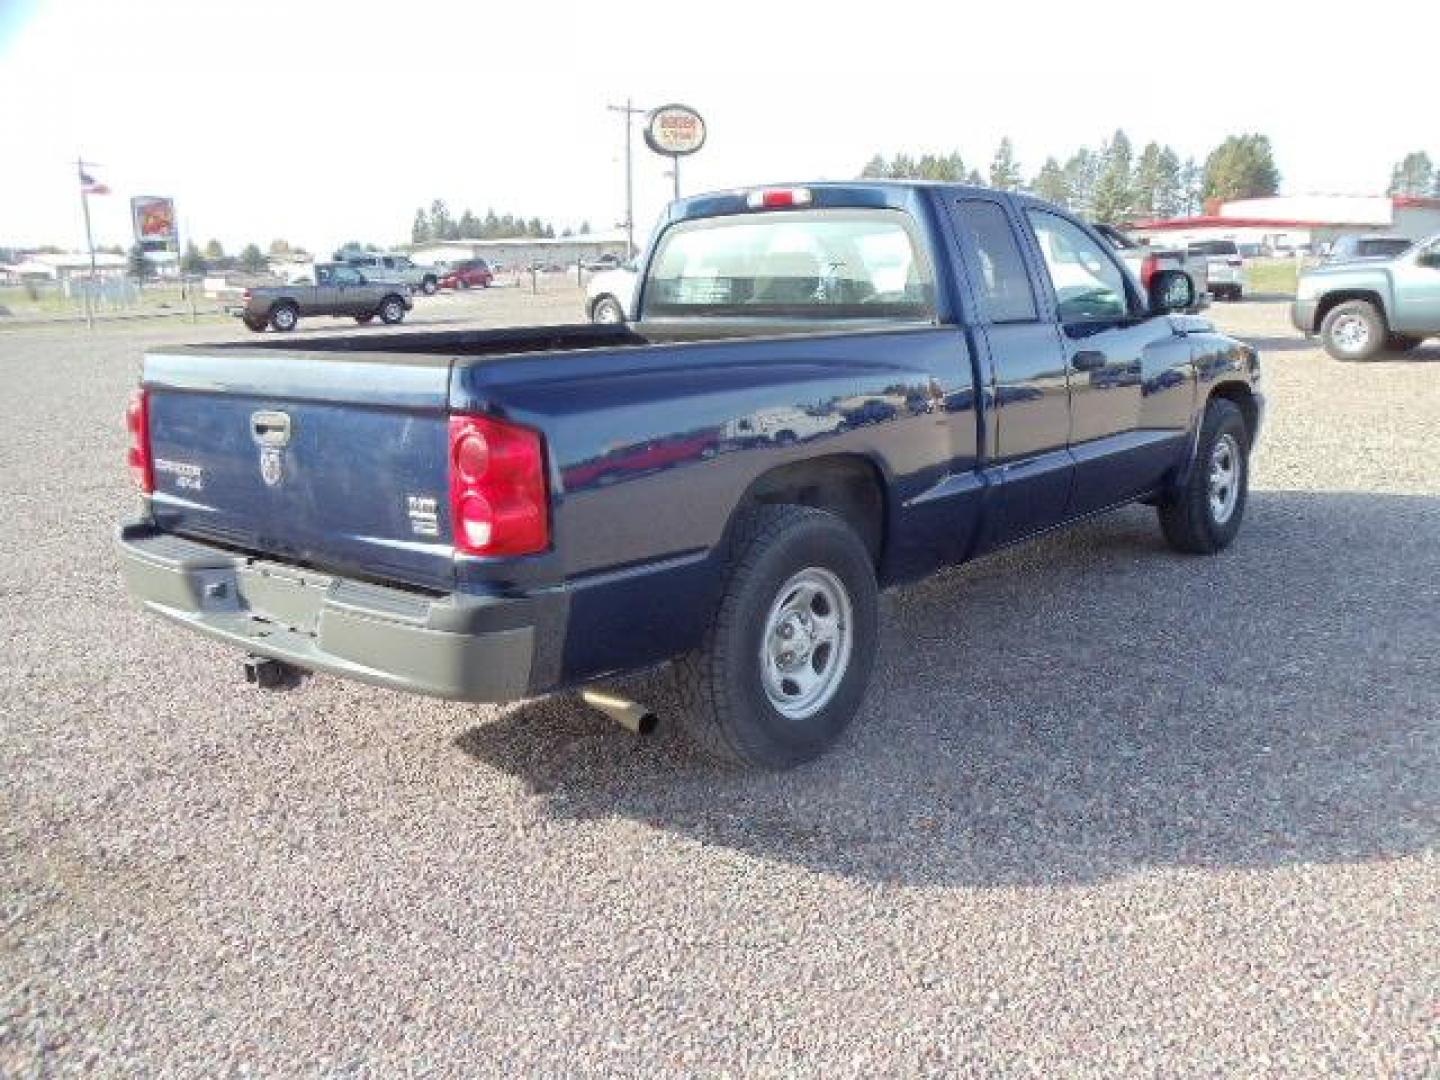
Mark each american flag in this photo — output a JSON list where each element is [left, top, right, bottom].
[[79, 166, 110, 196]]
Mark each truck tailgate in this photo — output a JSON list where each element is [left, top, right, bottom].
[[143, 348, 455, 591]]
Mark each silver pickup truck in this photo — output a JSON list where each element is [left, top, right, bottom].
[[1293, 231, 1440, 360], [229, 263, 413, 332]]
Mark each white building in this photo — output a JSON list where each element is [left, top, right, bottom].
[[1130, 194, 1440, 252], [5, 252, 130, 282], [409, 231, 631, 270]]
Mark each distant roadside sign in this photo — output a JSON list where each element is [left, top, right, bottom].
[[131, 196, 177, 251], [644, 105, 706, 157]]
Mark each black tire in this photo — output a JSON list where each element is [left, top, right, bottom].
[[269, 303, 299, 332], [591, 296, 625, 324], [1157, 398, 1250, 555], [379, 296, 407, 325], [354, 313, 375, 325], [1320, 299, 1385, 361], [673, 505, 879, 769], [241, 314, 267, 332], [458, 279, 471, 290], [1386, 334, 1424, 352], [421, 276, 438, 296]]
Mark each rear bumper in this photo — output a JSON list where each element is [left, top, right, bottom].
[[116, 522, 535, 702]]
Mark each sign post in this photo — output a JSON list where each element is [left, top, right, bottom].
[[643, 104, 706, 202]]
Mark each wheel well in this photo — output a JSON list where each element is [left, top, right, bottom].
[[589, 293, 618, 315], [736, 455, 887, 566], [1208, 381, 1258, 438], [269, 299, 298, 315], [1313, 289, 1386, 333]]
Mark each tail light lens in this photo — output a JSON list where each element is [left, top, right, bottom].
[[125, 387, 153, 493], [448, 414, 549, 556], [1140, 254, 1162, 289]]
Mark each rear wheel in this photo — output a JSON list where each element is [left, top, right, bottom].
[[1321, 299, 1384, 361], [420, 276, 438, 295], [379, 296, 407, 324], [673, 505, 878, 769], [1157, 398, 1250, 554], [269, 303, 299, 332]]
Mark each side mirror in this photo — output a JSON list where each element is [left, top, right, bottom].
[[1148, 268, 1194, 315]]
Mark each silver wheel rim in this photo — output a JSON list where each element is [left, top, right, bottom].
[[1331, 312, 1370, 353], [384, 301, 401, 320], [760, 567, 852, 721], [275, 308, 295, 329], [596, 302, 621, 324], [1208, 432, 1242, 525]]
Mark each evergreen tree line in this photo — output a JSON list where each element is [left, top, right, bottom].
[[410, 199, 590, 243], [169, 238, 304, 278], [861, 132, 1285, 224]]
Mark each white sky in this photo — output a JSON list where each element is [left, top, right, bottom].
[[0, 0, 1432, 255]]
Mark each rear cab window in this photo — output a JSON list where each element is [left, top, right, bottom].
[[643, 208, 935, 320]]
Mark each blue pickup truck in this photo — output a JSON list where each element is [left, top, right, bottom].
[[118, 182, 1263, 768]]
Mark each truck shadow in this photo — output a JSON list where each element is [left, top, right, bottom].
[[455, 489, 1440, 888]]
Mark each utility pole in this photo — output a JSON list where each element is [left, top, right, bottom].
[[606, 99, 645, 257], [77, 154, 99, 329]]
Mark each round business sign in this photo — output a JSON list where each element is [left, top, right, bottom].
[[644, 104, 706, 157]]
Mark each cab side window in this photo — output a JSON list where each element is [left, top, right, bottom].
[[954, 199, 1037, 323], [1027, 210, 1131, 323], [334, 266, 362, 285]]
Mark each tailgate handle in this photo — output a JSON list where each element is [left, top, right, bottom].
[[251, 410, 292, 446]]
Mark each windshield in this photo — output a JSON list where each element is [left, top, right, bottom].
[[643, 209, 935, 320], [1188, 241, 1239, 256], [1358, 239, 1412, 257]]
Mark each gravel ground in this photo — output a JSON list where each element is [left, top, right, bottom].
[[2, 296, 1437, 1076]]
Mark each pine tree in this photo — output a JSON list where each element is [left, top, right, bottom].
[[1154, 146, 1183, 218], [1131, 142, 1165, 219], [457, 209, 481, 238], [1090, 130, 1134, 224], [860, 153, 888, 179], [429, 199, 454, 241], [988, 138, 1022, 191], [1062, 149, 1100, 216], [411, 208, 431, 244], [1178, 158, 1203, 214], [1031, 157, 1069, 207], [204, 239, 225, 260]]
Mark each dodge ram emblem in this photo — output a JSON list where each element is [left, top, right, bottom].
[[259, 446, 284, 486]]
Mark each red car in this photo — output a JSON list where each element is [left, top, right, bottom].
[[439, 259, 494, 290]]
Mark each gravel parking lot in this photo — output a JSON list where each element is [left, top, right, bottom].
[[2, 295, 1437, 1075]]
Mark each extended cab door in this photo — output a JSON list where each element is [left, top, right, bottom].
[[1021, 208, 1194, 517], [946, 196, 1073, 546], [1390, 236, 1440, 333], [331, 264, 370, 314]]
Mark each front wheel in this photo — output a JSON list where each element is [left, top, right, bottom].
[[673, 505, 879, 769], [420, 277, 438, 296], [1321, 299, 1384, 361], [379, 296, 407, 324], [1157, 398, 1250, 554], [591, 296, 625, 324]]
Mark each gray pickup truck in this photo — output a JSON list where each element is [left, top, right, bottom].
[[230, 263, 413, 332], [1293, 231, 1440, 360]]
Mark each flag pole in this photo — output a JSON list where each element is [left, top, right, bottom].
[[77, 155, 97, 329]]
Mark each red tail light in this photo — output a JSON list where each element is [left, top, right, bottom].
[[1140, 254, 1162, 289], [448, 414, 549, 556], [242, 288, 252, 300], [747, 187, 813, 209], [125, 387, 153, 493]]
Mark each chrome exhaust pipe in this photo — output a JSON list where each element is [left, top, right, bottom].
[[581, 688, 658, 736]]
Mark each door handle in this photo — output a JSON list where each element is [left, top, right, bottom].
[[1071, 350, 1107, 372]]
